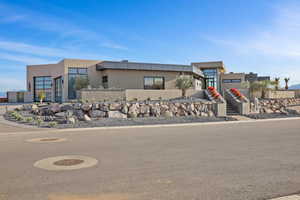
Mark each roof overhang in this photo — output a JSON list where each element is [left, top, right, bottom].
[[96, 61, 204, 77]]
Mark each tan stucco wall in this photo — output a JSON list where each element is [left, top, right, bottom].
[[78, 89, 204, 102], [126, 89, 204, 101], [101, 69, 181, 89], [27, 63, 64, 102], [220, 73, 246, 91], [27, 59, 101, 102], [265, 90, 295, 99]]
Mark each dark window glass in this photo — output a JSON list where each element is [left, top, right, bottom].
[[144, 77, 165, 90], [222, 79, 232, 83], [33, 76, 52, 102], [231, 79, 241, 83], [102, 76, 108, 89], [68, 68, 88, 99]]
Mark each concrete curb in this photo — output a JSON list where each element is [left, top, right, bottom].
[[269, 195, 300, 200], [1, 116, 300, 136]]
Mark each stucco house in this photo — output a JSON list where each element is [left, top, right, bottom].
[[27, 59, 219, 102]]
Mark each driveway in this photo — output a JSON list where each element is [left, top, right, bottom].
[[0, 119, 300, 200]]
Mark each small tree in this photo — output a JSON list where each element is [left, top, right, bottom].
[[176, 75, 193, 98], [243, 80, 276, 99], [75, 76, 89, 91], [274, 77, 280, 90], [38, 91, 46, 104], [284, 78, 290, 90]]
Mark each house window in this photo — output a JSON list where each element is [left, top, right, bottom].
[[68, 67, 88, 99], [33, 76, 52, 102], [102, 76, 108, 89], [222, 79, 242, 83], [144, 76, 165, 90]]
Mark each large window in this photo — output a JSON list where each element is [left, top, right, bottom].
[[222, 79, 241, 83], [33, 76, 52, 102], [144, 76, 165, 90], [68, 68, 88, 99], [203, 69, 218, 89]]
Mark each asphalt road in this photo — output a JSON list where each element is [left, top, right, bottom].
[[1, 119, 300, 200]]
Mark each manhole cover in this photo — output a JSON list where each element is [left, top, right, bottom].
[[26, 137, 67, 143], [34, 155, 98, 171], [53, 159, 84, 166]]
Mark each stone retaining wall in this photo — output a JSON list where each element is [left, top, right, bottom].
[[259, 98, 300, 114], [18, 99, 216, 124]]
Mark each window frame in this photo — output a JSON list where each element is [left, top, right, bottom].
[[143, 76, 165, 90]]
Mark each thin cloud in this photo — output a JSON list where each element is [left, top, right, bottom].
[[0, 40, 109, 59], [0, 2, 128, 51], [205, 3, 300, 59], [0, 52, 55, 64]]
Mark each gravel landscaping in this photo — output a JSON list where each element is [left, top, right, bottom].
[[4, 112, 236, 129]]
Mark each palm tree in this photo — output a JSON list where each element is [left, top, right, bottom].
[[243, 80, 276, 99], [274, 77, 280, 90], [284, 78, 290, 90], [175, 75, 193, 98]]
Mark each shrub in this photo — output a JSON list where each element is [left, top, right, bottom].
[[25, 117, 34, 123], [35, 118, 43, 127], [48, 121, 58, 128]]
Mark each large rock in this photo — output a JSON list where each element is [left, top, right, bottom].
[[128, 104, 139, 118], [150, 105, 161, 117], [74, 103, 82, 110], [99, 103, 110, 112], [55, 112, 66, 118], [74, 110, 85, 120], [109, 103, 122, 111], [108, 111, 127, 118], [60, 104, 73, 112], [66, 117, 76, 124], [162, 110, 173, 118], [89, 110, 106, 118], [81, 104, 92, 112], [49, 103, 61, 113], [84, 114, 91, 121]]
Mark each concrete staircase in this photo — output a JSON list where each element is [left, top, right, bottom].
[[226, 101, 239, 115]]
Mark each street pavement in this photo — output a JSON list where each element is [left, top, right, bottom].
[[0, 118, 300, 200]]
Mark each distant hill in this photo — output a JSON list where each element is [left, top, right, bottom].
[[290, 84, 300, 89], [0, 92, 6, 97]]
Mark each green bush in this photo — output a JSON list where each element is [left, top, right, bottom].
[[25, 117, 34, 123], [48, 121, 58, 128], [35, 118, 43, 127]]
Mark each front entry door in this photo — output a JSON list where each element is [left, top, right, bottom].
[[54, 77, 62, 103]]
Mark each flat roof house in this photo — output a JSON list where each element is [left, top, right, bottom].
[[27, 59, 207, 102]]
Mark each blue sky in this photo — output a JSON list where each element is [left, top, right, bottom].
[[0, 0, 300, 92]]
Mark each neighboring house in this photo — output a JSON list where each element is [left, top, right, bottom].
[[27, 59, 208, 102]]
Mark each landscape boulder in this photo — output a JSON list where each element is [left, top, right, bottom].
[[108, 111, 127, 118]]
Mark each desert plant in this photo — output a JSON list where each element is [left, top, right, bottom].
[[48, 121, 58, 128], [75, 76, 89, 91], [284, 78, 290, 90], [274, 77, 280, 90], [176, 75, 193, 98], [243, 80, 276, 99], [38, 91, 46, 104], [35, 118, 43, 127], [25, 117, 34, 123]]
